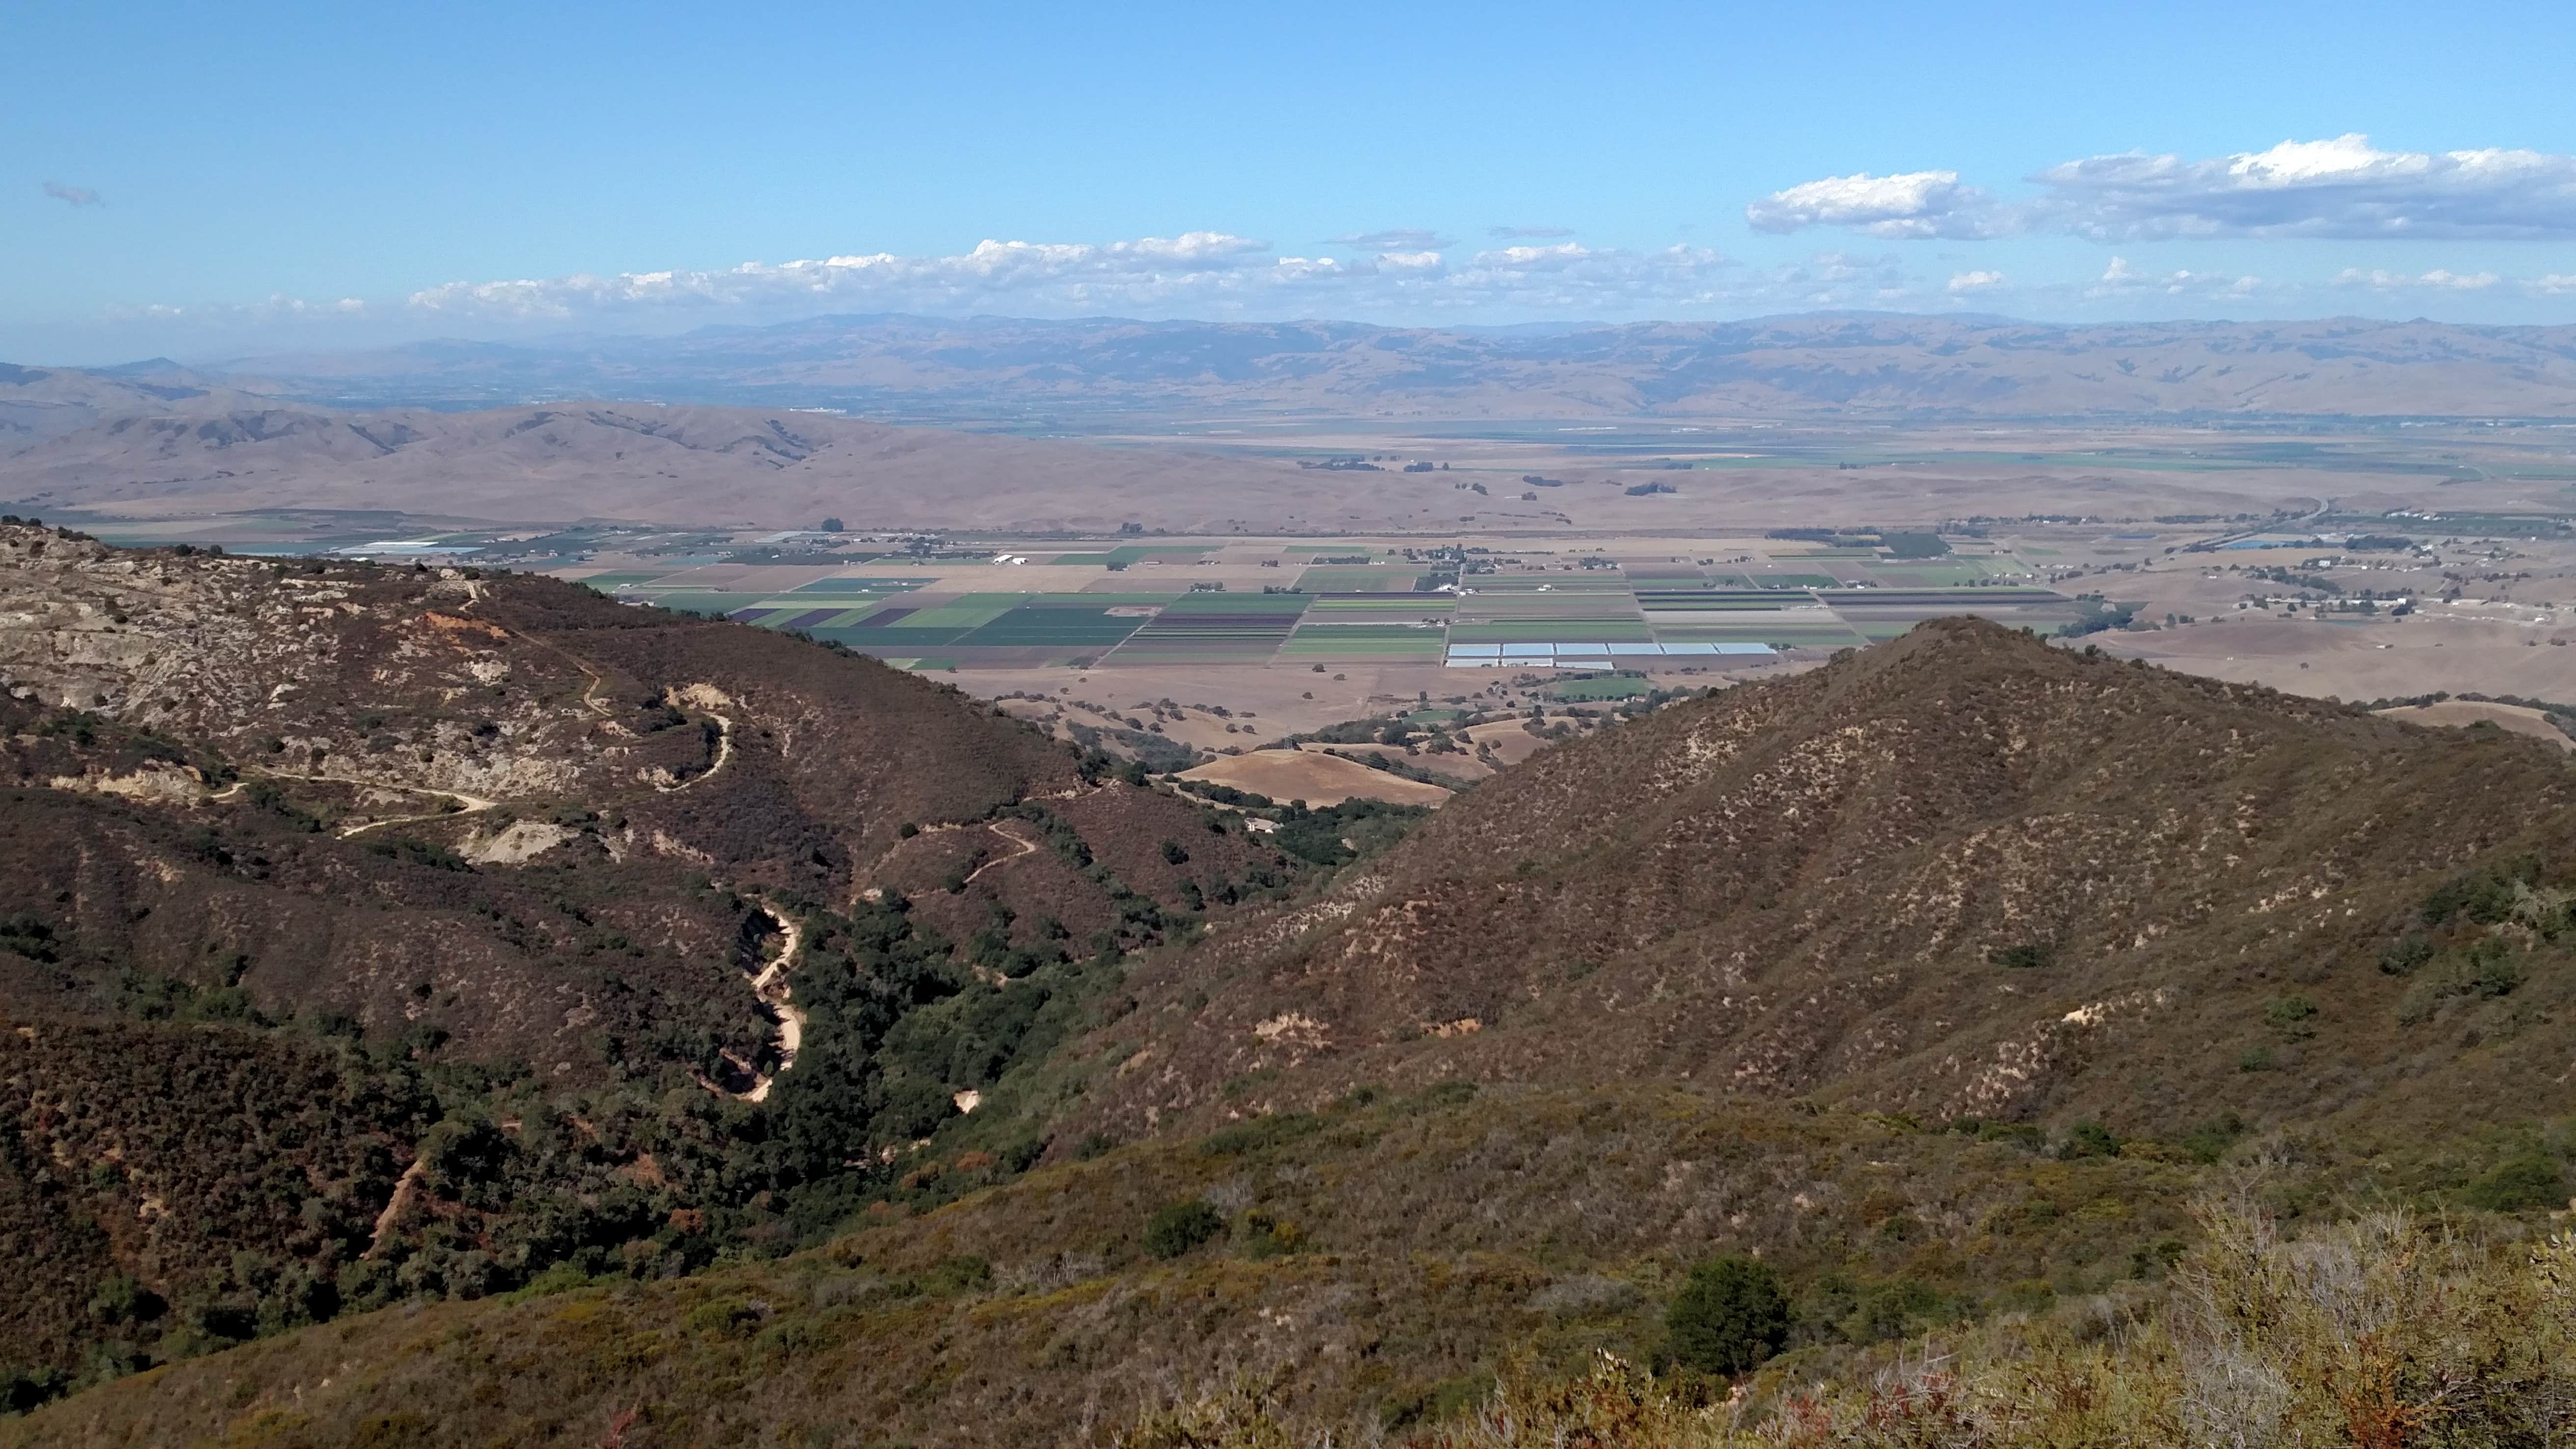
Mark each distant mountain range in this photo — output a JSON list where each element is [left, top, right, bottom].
[[11, 310, 2576, 530], [202, 311, 2576, 420]]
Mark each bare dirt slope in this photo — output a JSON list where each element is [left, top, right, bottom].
[[2377, 700, 2575, 750], [1178, 746, 1453, 806]]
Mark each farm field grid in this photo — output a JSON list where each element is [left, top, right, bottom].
[[518, 504, 2576, 757], [48, 418, 2576, 744], [554, 535, 2078, 675]]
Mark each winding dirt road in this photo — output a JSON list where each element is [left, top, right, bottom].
[[698, 898, 806, 1103]]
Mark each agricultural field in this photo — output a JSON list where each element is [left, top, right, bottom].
[[62, 442, 2576, 758], [485, 508, 2576, 757], [549, 532, 2089, 687]]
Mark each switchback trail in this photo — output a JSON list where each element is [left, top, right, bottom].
[[229, 769, 500, 837]]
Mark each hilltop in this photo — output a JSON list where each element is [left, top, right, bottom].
[[1067, 618, 2576, 1142]]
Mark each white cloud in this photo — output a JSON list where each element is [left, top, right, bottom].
[[2334, 267, 2501, 291], [2534, 274, 2576, 295], [43, 181, 104, 207], [1946, 270, 2007, 294], [396, 233, 1764, 323], [106, 294, 368, 324], [1757, 135, 2576, 242], [1744, 171, 2011, 240], [405, 233, 1279, 320], [2039, 135, 2576, 240], [1330, 229, 1452, 251], [2086, 256, 2266, 300]]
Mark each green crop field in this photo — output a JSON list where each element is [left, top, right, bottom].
[[1551, 673, 1653, 700], [1302, 596, 1454, 621], [1636, 589, 1806, 611], [1280, 624, 1446, 659], [635, 591, 776, 617], [957, 604, 1152, 648], [893, 594, 1023, 630], [786, 575, 925, 594], [814, 624, 976, 650], [1110, 591, 1308, 663], [1653, 619, 1868, 646], [1449, 619, 1655, 644], [1293, 565, 1434, 592]]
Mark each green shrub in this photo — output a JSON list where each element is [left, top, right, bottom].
[[2466, 1153, 2567, 1212], [2469, 939, 2525, 996], [2181, 1113, 2247, 1164], [923, 1256, 992, 1295], [2427, 859, 2546, 925], [1664, 1255, 1790, 1375], [1199, 1113, 1322, 1158], [1988, 943, 2052, 969], [2265, 994, 2320, 1038], [1143, 1200, 1225, 1260], [2059, 1122, 2121, 1158], [2380, 935, 2435, 975]]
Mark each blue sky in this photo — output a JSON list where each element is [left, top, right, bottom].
[[12, 0, 2576, 362]]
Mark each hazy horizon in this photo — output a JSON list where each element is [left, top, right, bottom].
[[15, 2, 2576, 363], [14, 304, 2576, 376]]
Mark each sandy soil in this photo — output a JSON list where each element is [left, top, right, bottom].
[[2086, 615, 2576, 704], [1309, 742, 1495, 784], [2376, 701, 2574, 750], [1178, 747, 1454, 806]]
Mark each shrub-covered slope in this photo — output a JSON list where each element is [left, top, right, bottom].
[[0, 528, 1353, 1395], [13, 597, 2576, 1443], [1066, 618, 2576, 1144]]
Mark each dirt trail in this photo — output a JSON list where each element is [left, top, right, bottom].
[[362, 1159, 427, 1260], [696, 899, 805, 1103], [846, 780, 1106, 903], [237, 769, 499, 837], [336, 786, 500, 838], [962, 819, 1042, 885], [656, 711, 734, 794]]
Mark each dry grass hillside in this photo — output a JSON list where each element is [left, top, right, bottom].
[[218, 312, 2576, 419], [0, 401, 1438, 532], [1065, 619, 2576, 1146]]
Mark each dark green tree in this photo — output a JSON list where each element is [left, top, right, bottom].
[[1143, 1199, 1225, 1259], [1666, 1256, 1791, 1375]]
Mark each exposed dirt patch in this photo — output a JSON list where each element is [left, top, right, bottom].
[[1178, 747, 1453, 806], [459, 818, 576, 864], [2377, 700, 2573, 750]]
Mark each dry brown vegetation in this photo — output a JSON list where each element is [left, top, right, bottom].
[[1179, 748, 1455, 807], [0, 527, 1369, 1398], [10, 531, 2576, 1444], [1067, 619, 2576, 1147]]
